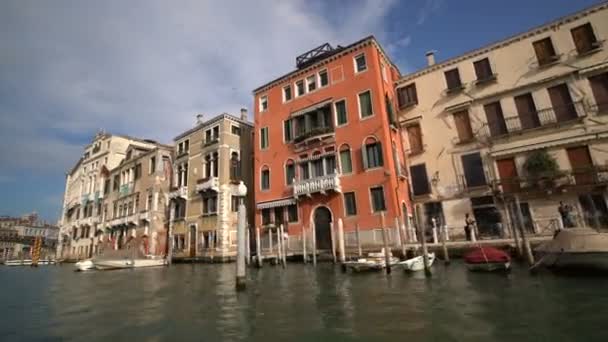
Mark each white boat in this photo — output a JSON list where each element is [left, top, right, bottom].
[[344, 249, 399, 272], [3, 259, 32, 266], [398, 252, 435, 272], [94, 255, 167, 270], [75, 259, 95, 271], [534, 228, 608, 271]]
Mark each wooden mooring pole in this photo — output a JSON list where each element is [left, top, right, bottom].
[[415, 205, 431, 277], [279, 224, 287, 268], [441, 224, 450, 265], [330, 222, 337, 264], [355, 223, 362, 258], [302, 226, 308, 264], [255, 226, 263, 268], [277, 226, 284, 268], [380, 212, 392, 274], [515, 195, 535, 266]]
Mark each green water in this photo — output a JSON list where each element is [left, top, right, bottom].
[[1, 262, 607, 341]]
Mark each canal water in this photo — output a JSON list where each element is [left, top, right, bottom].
[[1, 262, 607, 341]]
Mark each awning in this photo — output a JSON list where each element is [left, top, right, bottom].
[[256, 198, 297, 209], [444, 101, 472, 113], [290, 98, 333, 118], [490, 133, 604, 158]]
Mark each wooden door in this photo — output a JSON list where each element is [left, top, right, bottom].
[[484, 102, 508, 136], [548, 84, 577, 122], [496, 158, 520, 193], [567, 146, 593, 185], [589, 72, 608, 113], [461, 152, 487, 187], [514, 93, 541, 129], [453, 110, 473, 142]]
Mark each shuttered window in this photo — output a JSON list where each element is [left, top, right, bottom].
[[287, 205, 298, 222], [547, 83, 577, 122], [397, 83, 418, 108], [473, 58, 494, 82], [362, 138, 383, 169], [483, 101, 508, 137], [283, 120, 292, 142], [339, 145, 352, 174], [344, 192, 357, 216], [261, 167, 270, 190], [410, 164, 430, 196], [453, 110, 474, 143], [461, 152, 487, 187], [335, 100, 347, 125], [370, 186, 386, 212], [571, 23, 598, 55], [358, 91, 373, 118], [589, 72, 608, 113], [285, 160, 295, 185], [514, 93, 541, 129], [406, 124, 423, 154], [444, 68, 462, 91], [260, 127, 269, 149], [533, 38, 557, 66]]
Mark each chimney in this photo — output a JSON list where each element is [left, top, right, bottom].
[[240, 108, 248, 121], [425, 50, 436, 66], [196, 114, 204, 124]]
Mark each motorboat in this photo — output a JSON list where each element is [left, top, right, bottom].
[[3, 259, 56, 266], [533, 228, 608, 271], [93, 255, 167, 270], [75, 259, 95, 271], [398, 252, 435, 272], [344, 249, 399, 272], [464, 246, 511, 272]]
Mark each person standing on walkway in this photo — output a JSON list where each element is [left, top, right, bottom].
[[464, 213, 475, 241], [558, 201, 573, 228]]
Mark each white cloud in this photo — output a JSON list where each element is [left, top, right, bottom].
[[416, 0, 443, 25], [0, 0, 399, 177]]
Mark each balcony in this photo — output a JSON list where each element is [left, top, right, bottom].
[[293, 126, 334, 144], [169, 186, 188, 200], [139, 211, 150, 222], [293, 173, 341, 198], [203, 137, 219, 147], [119, 182, 134, 197], [196, 177, 219, 192], [491, 167, 608, 195], [478, 102, 585, 141]]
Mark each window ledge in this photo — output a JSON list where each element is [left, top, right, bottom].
[[364, 167, 384, 172], [359, 114, 375, 121], [446, 85, 465, 95], [399, 102, 418, 111], [474, 74, 497, 86], [536, 56, 561, 69], [409, 149, 425, 156], [201, 213, 218, 217], [577, 45, 602, 58]]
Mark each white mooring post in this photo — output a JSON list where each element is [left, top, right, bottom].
[[337, 218, 346, 264], [330, 222, 337, 264], [431, 218, 439, 244], [279, 224, 286, 268], [355, 223, 362, 258], [312, 223, 317, 266], [380, 212, 391, 274], [255, 226, 263, 268], [235, 203, 247, 290]]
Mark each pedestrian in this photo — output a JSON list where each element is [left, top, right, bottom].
[[558, 201, 573, 228], [464, 213, 475, 241]]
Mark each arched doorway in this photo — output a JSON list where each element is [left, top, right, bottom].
[[313, 206, 332, 250]]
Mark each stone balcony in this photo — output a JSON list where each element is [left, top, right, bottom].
[[196, 177, 219, 192], [169, 186, 188, 200], [293, 173, 341, 198]]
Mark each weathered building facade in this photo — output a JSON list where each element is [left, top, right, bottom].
[[396, 3, 608, 239], [169, 112, 253, 261]]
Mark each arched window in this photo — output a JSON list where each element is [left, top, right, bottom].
[[312, 151, 323, 177], [362, 137, 383, 169], [285, 159, 295, 185], [339, 144, 352, 174], [230, 152, 240, 180], [261, 166, 270, 190]]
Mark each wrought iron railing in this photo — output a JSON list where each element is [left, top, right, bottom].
[[293, 126, 334, 144]]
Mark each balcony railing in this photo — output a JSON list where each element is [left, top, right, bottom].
[[196, 177, 219, 192], [491, 167, 608, 195], [293, 173, 341, 198], [293, 126, 334, 144], [478, 101, 585, 140], [203, 137, 219, 147], [169, 186, 188, 200]]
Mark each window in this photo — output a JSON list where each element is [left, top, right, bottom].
[[363, 137, 383, 169], [339, 145, 352, 174], [533, 37, 558, 66], [134, 164, 142, 180], [212, 152, 218, 178], [589, 72, 608, 113], [514, 93, 541, 129], [283, 120, 293, 142], [230, 152, 240, 180], [410, 164, 430, 196], [147, 194, 153, 211], [231, 196, 243, 212], [385, 94, 397, 125], [547, 83, 577, 122], [287, 204, 298, 222], [306, 75, 316, 92], [355, 53, 367, 73], [484, 101, 508, 137], [444, 68, 463, 91], [113, 175, 120, 191], [231, 125, 241, 136], [571, 23, 599, 55], [370, 186, 386, 212], [453, 110, 474, 143], [397, 83, 418, 108], [300, 162, 310, 180], [335, 100, 347, 125], [319, 69, 329, 87], [203, 195, 218, 215], [285, 160, 295, 185], [283, 85, 292, 102], [262, 209, 271, 225], [312, 158, 323, 177], [259, 95, 268, 112], [296, 80, 305, 96], [473, 58, 494, 82], [344, 192, 357, 216], [261, 166, 270, 190], [407, 124, 423, 154], [358, 90, 373, 118], [260, 127, 269, 149], [461, 152, 487, 187], [149, 156, 156, 174], [178, 140, 189, 155]]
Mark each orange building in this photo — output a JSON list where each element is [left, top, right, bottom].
[[252, 36, 412, 251]]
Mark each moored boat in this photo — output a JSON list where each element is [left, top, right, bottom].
[[344, 249, 399, 272], [93, 255, 167, 270], [534, 228, 608, 271], [464, 246, 511, 272], [398, 252, 435, 272], [75, 259, 95, 271]]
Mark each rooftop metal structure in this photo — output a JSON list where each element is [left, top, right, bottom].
[[295, 43, 340, 69]]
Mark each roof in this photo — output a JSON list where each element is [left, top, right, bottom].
[[253, 35, 401, 94], [173, 113, 253, 141], [396, 1, 608, 86]]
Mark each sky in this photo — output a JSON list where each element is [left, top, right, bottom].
[[0, 0, 602, 222]]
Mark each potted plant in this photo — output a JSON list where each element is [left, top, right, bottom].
[[522, 150, 562, 190]]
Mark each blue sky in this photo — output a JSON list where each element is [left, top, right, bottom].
[[0, 0, 601, 222]]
